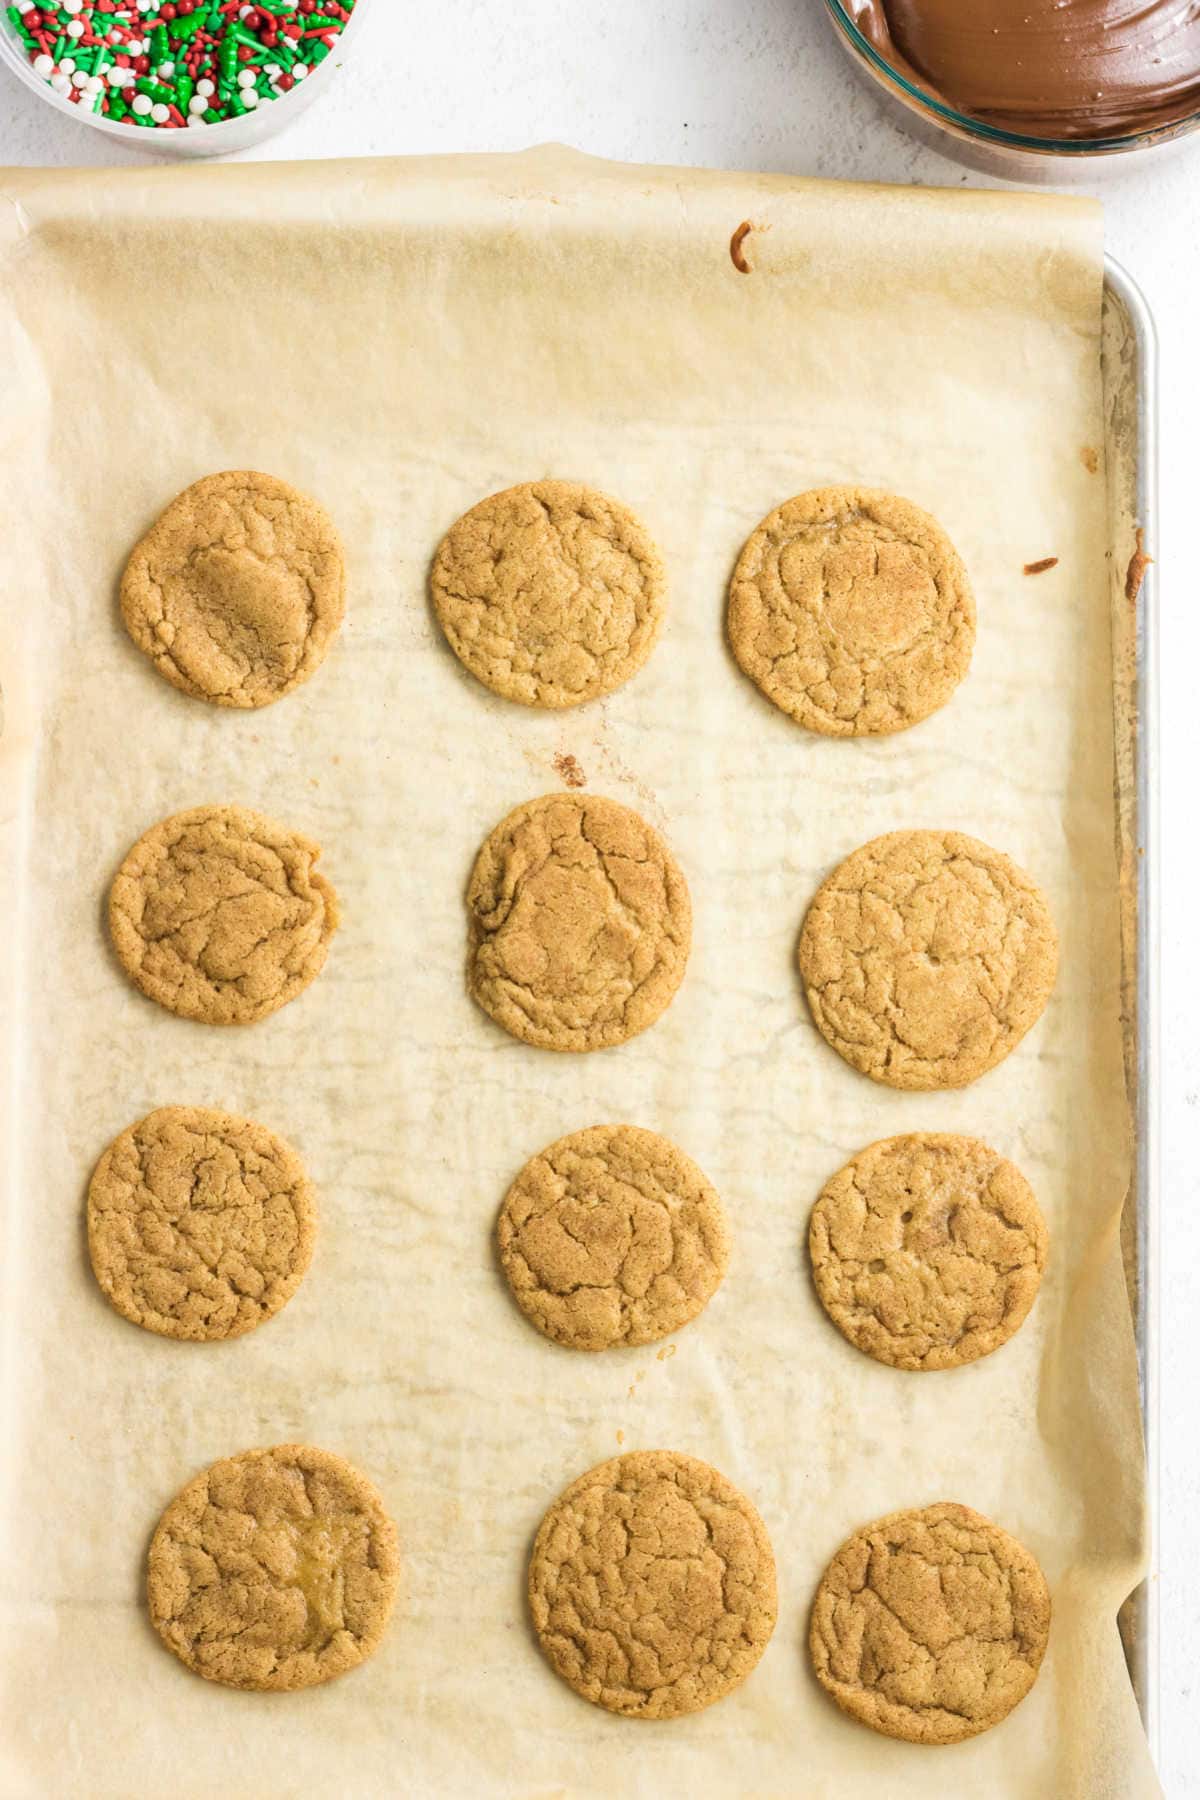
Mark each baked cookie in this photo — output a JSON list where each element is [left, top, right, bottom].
[[808, 1134, 1048, 1370], [109, 804, 339, 1026], [810, 1501, 1051, 1743], [87, 1106, 316, 1342], [430, 480, 666, 708], [728, 486, 975, 736], [797, 830, 1057, 1089], [497, 1124, 729, 1350], [120, 471, 345, 708], [466, 792, 691, 1052], [529, 1450, 776, 1718], [148, 1444, 400, 1692]]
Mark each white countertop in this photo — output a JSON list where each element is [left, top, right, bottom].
[[1, 3, 1195, 1790]]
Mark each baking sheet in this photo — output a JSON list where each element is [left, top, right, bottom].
[[0, 147, 1158, 1798], [1104, 258, 1160, 1755]]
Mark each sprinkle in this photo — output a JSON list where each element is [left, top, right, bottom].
[[9, 0, 355, 123]]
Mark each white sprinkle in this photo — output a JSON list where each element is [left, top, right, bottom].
[[241, 86, 258, 106], [263, 63, 281, 76], [158, 59, 174, 76], [150, 101, 169, 122], [187, 113, 206, 127], [66, 18, 85, 36], [85, 74, 104, 91], [70, 67, 88, 86], [125, 36, 142, 53], [62, 1, 85, 11], [195, 76, 214, 95], [131, 91, 153, 114], [50, 71, 71, 92], [14, 0, 34, 13], [58, 55, 76, 72], [187, 93, 207, 113], [236, 68, 256, 87], [32, 52, 54, 76], [106, 65, 131, 86], [292, 62, 307, 80]]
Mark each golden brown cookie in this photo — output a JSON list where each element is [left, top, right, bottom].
[[808, 1134, 1047, 1371], [120, 471, 345, 709], [87, 1106, 317, 1342], [109, 804, 339, 1026], [430, 480, 666, 708], [497, 1124, 729, 1350], [810, 1501, 1051, 1743], [727, 486, 975, 736], [466, 792, 691, 1052], [797, 830, 1057, 1090], [148, 1444, 400, 1692], [529, 1450, 777, 1718]]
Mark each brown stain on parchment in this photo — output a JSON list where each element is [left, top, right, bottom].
[[1125, 528, 1152, 604]]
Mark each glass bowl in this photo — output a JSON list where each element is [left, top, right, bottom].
[[823, 0, 1200, 180], [0, 0, 372, 158]]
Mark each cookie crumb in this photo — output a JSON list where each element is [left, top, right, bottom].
[[553, 751, 586, 789], [1023, 556, 1059, 576], [615, 1429, 625, 1444], [656, 1342, 677, 1361], [1080, 446, 1099, 474], [1125, 526, 1152, 603], [730, 221, 753, 273]]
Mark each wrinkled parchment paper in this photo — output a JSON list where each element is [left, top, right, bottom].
[[0, 148, 1158, 1798]]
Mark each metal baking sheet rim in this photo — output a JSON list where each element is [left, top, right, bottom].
[[1103, 253, 1160, 1764]]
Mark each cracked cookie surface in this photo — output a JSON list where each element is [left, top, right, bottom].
[[148, 1444, 400, 1691], [798, 829, 1057, 1089], [431, 480, 666, 708], [109, 804, 340, 1026], [120, 471, 345, 708], [809, 1134, 1047, 1371], [87, 1106, 316, 1342], [497, 1124, 729, 1350], [466, 792, 691, 1052], [529, 1450, 777, 1718], [727, 486, 975, 736], [810, 1501, 1050, 1743]]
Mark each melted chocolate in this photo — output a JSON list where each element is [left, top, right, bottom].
[[849, 0, 1200, 139]]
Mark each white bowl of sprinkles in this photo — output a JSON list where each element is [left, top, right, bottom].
[[0, 0, 370, 155]]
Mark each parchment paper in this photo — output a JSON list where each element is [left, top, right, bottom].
[[0, 147, 1158, 1799]]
